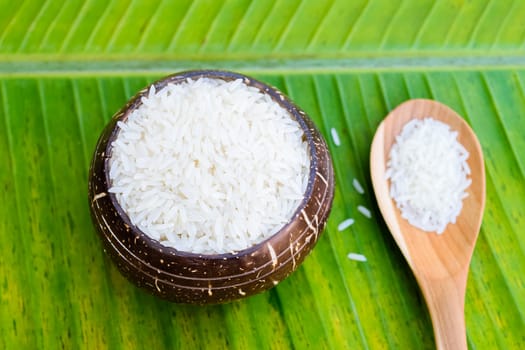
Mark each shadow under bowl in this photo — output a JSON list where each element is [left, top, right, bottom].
[[88, 70, 335, 304]]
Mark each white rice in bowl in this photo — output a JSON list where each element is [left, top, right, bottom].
[[108, 77, 310, 254]]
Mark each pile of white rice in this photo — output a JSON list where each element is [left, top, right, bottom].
[[108, 77, 310, 254], [386, 118, 471, 234]]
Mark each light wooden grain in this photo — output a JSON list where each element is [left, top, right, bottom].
[[370, 99, 486, 350]]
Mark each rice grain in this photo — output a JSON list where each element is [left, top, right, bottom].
[[337, 218, 355, 231], [330, 127, 341, 146], [353, 178, 364, 194], [347, 253, 367, 262], [357, 205, 372, 218]]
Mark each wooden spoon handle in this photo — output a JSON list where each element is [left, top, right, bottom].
[[418, 273, 468, 350]]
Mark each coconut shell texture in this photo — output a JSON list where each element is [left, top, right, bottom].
[[88, 70, 335, 304]]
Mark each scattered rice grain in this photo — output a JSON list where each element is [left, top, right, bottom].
[[337, 218, 355, 231], [352, 178, 364, 194], [357, 205, 371, 218], [347, 253, 367, 262], [330, 127, 341, 146]]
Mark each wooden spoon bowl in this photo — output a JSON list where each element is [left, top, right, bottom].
[[370, 99, 485, 349]]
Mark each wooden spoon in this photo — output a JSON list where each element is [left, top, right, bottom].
[[370, 99, 485, 350]]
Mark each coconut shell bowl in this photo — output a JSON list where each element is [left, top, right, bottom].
[[88, 70, 335, 304]]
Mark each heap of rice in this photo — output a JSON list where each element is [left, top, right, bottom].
[[108, 77, 310, 254], [386, 118, 471, 234]]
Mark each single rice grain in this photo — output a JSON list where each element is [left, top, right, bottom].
[[347, 253, 367, 262], [330, 127, 341, 146], [353, 178, 364, 194], [337, 218, 355, 231], [357, 205, 371, 218]]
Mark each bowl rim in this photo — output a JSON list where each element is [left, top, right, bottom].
[[103, 69, 320, 260]]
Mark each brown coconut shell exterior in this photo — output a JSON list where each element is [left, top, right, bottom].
[[88, 70, 335, 304]]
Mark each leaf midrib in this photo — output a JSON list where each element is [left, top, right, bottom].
[[2, 51, 525, 77]]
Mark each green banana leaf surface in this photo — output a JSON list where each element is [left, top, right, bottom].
[[1, 0, 524, 349]]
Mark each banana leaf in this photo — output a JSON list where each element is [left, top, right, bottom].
[[0, 1, 524, 349]]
